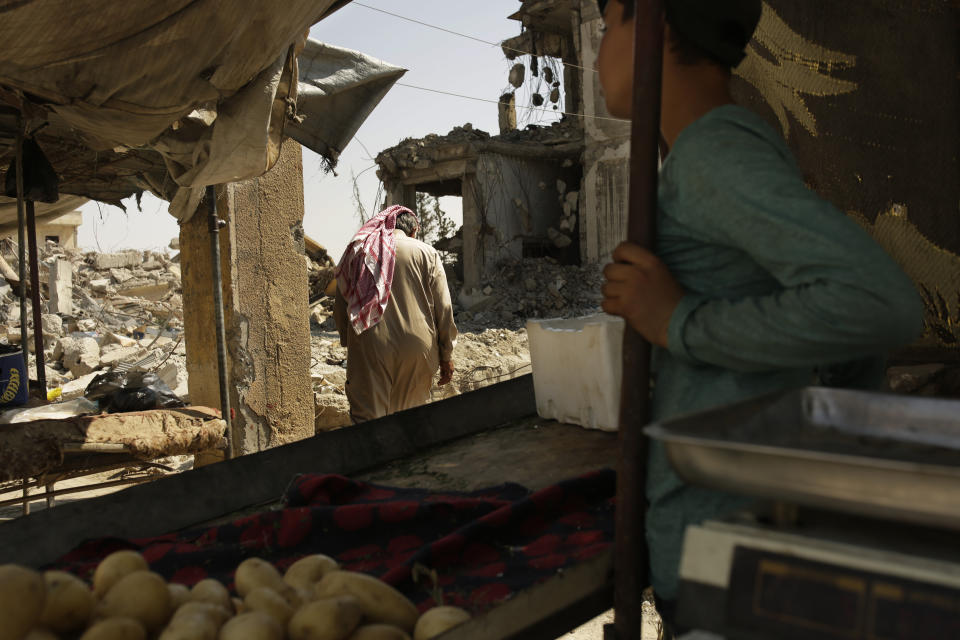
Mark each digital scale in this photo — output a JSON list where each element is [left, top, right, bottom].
[[644, 387, 960, 639], [676, 512, 960, 639]]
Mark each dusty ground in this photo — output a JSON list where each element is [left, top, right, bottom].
[[310, 325, 536, 430]]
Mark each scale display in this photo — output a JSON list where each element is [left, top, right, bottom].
[[726, 547, 960, 639]]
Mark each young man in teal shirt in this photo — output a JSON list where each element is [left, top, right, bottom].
[[596, 0, 924, 611]]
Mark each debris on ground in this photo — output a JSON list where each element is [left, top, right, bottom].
[[450, 257, 605, 332], [0, 239, 188, 407]]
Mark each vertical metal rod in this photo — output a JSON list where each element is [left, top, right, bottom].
[[14, 124, 29, 383], [26, 201, 46, 394], [207, 185, 234, 459], [613, 0, 665, 637], [45, 482, 55, 509]]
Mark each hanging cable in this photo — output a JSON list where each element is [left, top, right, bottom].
[[351, 2, 598, 74], [394, 82, 628, 123]]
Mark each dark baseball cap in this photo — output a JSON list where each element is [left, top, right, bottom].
[[596, 0, 762, 68]]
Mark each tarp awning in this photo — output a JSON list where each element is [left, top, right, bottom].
[[0, 1, 403, 220]]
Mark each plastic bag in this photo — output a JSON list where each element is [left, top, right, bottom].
[[0, 397, 99, 424], [84, 371, 185, 413]]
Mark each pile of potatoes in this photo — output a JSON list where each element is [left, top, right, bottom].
[[0, 552, 472, 640]]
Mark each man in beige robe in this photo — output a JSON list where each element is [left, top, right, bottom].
[[334, 210, 457, 422]]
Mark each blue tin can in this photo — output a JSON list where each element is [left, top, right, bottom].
[[0, 347, 29, 407]]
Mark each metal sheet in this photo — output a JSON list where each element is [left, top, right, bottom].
[[644, 387, 960, 530]]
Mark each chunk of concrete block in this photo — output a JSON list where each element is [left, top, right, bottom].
[[93, 251, 141, 270], [315, 392, 352, 432], [98, 345, 143, 368], [41, 314, 63, 337], [103, 332, 137, 348], [118, 281, 172, 300], [61, 371, 99, 400], [508, 62, 526, 88], [59, 336, 101, 377], [48, 258, 73, 315]]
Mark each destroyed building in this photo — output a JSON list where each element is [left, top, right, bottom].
[[377, 0, 960, 361], [375, 0, 630, 295]]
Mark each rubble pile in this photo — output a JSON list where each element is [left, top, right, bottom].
[[0, 239, 188, 404], [305, 255, 604, 432], [377, 120, 583, 176], [376, 124, 490, 173], [453, 257, 604, 330], [495, 117, 581, 146]]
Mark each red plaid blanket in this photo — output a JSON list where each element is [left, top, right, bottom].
[[51, 470, 615, 613]]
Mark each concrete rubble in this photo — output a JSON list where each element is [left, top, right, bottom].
[[0, 239, 188, 405]]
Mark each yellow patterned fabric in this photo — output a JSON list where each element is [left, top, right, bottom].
[[731, 1, 960, 354]]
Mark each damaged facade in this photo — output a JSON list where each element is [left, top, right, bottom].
[[375, 0, 629, 295], [376, 123, 583, 290]]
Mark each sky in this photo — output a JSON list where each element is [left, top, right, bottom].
[[77, 0, 563, 261]]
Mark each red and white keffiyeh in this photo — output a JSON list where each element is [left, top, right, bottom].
[[335, 205, 417, 334]]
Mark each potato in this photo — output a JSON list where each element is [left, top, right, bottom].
[[220, 612, 282, 640], [0, 564, 46, 640], [234, 558, 290, 599], [347, 624, 412, 640], [96, 571, 172, 632], [288, 597, 364, 640], [159, 610, 220, 640], [80, 618, 147, 640], [92, 551, 148, 598], [190, 579, 232, 611], [413, 607, 471, 640], [23, 630, 59, 640], [283, 555, 339, 591], [168, 583, 191, 610], [314, 572, 418, 632], [40, 570, 95, 632], [245, 586, 294, 625], [172, 602, 232, 627]]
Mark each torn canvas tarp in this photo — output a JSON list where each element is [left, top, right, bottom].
[[287, 40, 406, 166], [0, 1, 402, 221], [163, 40, 405, 220]]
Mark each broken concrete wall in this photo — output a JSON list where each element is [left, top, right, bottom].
[[578, 0, 631, 264], [463, 152, 578, 289], [182, 140, 313, 459]]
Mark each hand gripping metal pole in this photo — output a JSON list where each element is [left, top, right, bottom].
[[206, 185, 234, 459]]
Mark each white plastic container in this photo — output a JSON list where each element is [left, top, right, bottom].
[[526, 313, 624, 431]]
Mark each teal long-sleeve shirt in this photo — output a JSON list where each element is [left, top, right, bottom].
[[647, 105, 924, 599]]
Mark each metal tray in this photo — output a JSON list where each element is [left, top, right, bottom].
[[644, 387, 960, 530]]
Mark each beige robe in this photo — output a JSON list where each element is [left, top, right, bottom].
[[334, 231, 457, 422]]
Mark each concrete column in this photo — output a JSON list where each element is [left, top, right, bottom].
[[498, 93, 517, 134], [461, 174, 482, 291], [182, 140, 313, 462], [48, 259, 72, 315], [384, 182, 417, 212]]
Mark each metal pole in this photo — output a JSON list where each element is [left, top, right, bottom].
[[13, 123, 29, 384], [612, 0, 664, 637], [26, 201, 46, 394], [206, 185, 234, 459]]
